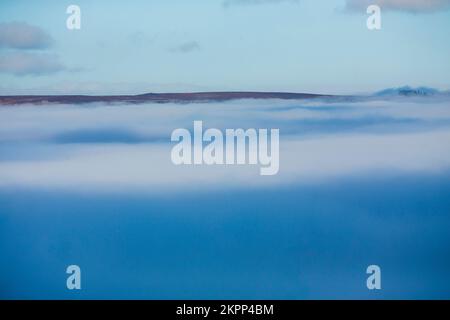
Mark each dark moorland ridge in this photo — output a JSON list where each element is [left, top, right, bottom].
[[0, 92, 342, 105]]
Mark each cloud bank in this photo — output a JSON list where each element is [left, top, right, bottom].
[[1, 97, 450, 192], [0, 22, 53, 49], [345, 0, 450, 13], [0, 52, 65, 76]]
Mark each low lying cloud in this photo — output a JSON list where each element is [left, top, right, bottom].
[[0, 129, 449, 192], [0, 52, 65, 76], [1, 97, 450, 192], [0, 22, 53, 49], [345, 0, 450, 13]]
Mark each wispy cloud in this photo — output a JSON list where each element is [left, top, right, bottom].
[[345, 0, 450, 13], [0, 22, 75, 76], [0, 52, 65, 76], [128, 31, 155, 47], [0, 22, 53, 50], [169, 41, 200, 53], [223, 0, 299, 7]]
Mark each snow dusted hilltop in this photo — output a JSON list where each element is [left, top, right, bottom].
[[375, 86, 449, 97]]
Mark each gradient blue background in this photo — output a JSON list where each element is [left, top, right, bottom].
[[1, 0, 450, 94]]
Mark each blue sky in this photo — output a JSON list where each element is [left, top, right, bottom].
[[1, 0, 450, 94]]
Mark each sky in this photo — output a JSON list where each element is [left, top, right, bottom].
[[1, 0, 450, 95]]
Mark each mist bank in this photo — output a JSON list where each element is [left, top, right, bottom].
[[1, 96, 450, 192]]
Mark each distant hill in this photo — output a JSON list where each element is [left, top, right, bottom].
[[375, 86, 441, 97], [3, 88, 447, 105], [0, 91, 337, 105]]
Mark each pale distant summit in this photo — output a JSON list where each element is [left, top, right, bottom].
[[375, 86, 441, 97]]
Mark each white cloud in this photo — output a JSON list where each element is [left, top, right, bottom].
[[0, 52, 65, 76], [0, 98, 450, 192], [0, 22, 53, 49], [0, 130, 449, 192]]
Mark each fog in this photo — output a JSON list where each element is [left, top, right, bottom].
[[1, 97, 450, 192]]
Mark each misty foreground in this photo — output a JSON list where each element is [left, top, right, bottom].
[[0, 95, 450, 299]]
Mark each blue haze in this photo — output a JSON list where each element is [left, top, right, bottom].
[[1, 174, 450, 299], [1, 96, 450, 299]]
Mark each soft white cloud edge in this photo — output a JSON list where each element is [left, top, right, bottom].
[[1, 130, 449, 192]]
